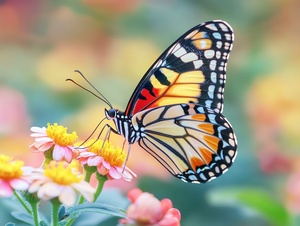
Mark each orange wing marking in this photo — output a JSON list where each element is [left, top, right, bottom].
[[198, 147, 214, 165], [190, 156, 205, 171], [203, 135, 220, 152], [197, 123, 215, 134]]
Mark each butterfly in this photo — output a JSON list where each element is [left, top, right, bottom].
[[75, 20, 237, 184]]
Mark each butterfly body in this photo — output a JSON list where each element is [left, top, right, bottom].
[[105, 20, 237, 183]]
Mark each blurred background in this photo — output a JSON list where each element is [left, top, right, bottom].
[[0, 0, 300, 225]]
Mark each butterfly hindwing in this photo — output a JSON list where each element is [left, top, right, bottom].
[[131, 103, 237, 183], [125, 20, 234, 116]]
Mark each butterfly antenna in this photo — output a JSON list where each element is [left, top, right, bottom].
[[76, 117, 107, 148], [75, 70, 113, 108], [66, 77, 112, 108]]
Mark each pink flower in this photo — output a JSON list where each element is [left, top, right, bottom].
[[0, 155, 32, 197], [120, 188, 181, 226], [77, 139, 136, 181], [29, 123, 78, 163], [285, 168, 300, 214]]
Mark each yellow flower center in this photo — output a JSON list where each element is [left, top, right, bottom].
[[46, 123, 78, 146], [44, 161, 83, 185], [87, 140, 126, 167], [0, 155, 24, 180]]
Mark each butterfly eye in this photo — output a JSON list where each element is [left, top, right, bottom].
[[105, 108, 116, 119]]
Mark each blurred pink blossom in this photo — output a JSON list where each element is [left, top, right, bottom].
[[120, 188, 181, 226]]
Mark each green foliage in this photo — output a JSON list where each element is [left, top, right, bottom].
[[208, 187, 293, 226]]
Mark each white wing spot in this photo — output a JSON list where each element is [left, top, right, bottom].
[[181, 52, 198, 62], [188, 175, 198, 181], [206, 23, 218, 31], [170, 43, 181, 54], [221, 164, 227, 170], [225, 33, 232, 41], [208, 172, 215, 178], [174, 47, 187, 57], [204, 50, 215, 59], [216, 41, 222, 49], [196, 106, 205, 113], [225, 156, 231, 164], [228, 150, 236, 157], [208, 85, 215, 99], [224, 42, 230, 50], [199, 173, 207, 181], [213, 32, 221, 39], [209, 60, 217, 70], [193, 60, 203, 69], [229, 138, 236, 146], [211, 72, 217, 83], [219, 23, 229, 32], [205, 100, 213, 108], [215, 166, 220, 174]]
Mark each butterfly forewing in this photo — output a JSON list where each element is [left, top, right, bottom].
[[131, 104, 237, 183], [125, 20, 234, 116]]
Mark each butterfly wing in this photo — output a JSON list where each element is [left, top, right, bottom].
[[131, 103, 237, 183], [125, 20, 234, 116]]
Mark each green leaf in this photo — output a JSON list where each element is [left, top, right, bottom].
[[68, 203, 127, 219], [207, 187, 292, 226], [39, 221, 48, 226], [60, 202, 127, 225], [10, 211, 33, 225], [5, 223, 16, 226]]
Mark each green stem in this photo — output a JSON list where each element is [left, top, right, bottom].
[[13, 191, 31, 214], [94, 173, 108, 202], [78, 167, 95, 204], [15, 191, 40, 226], [51, 198, 61, 226], [30, 199, 40, 226]]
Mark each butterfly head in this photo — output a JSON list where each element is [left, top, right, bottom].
[[105, 108, 117, 120]]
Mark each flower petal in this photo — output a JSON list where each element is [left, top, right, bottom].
[[36, 182, 63, 200], [127, 188, 143, 203], [128, 192, 162, 223], [88, 156, 103, 166], [160, 198, 173, 215], [108, 167, 122, 180], [158, 208, 181, 226], [64, 147, 74, 163], [10, 178, 30, 190], [121, 166, 136, 181], [31, 126, 46, 133], [53, 145, 65, 161], [59, 186, 76, 206], [0, 180, 14, 197], [72, 181, 95, 202]]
